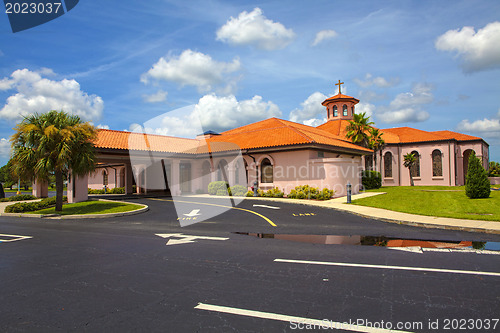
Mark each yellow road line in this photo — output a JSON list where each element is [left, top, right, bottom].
[[150, 198, 277, 227]]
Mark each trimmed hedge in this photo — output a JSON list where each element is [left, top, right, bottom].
[[5, 196, 68, 213], [287, 185, 334, 200], [261, 187, 284, 198], [88, 187, 126, 194], [229, 185, 247, 197], [208, 181, 229, 195], [362, 170, 382, 190], [0, 194, 38, 202]]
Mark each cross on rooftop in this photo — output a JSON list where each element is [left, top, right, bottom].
[[335, 80, 344, 94]]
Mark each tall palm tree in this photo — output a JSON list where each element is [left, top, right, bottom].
[[345, 112, 374, 148], [10, 111, 97, 211], [368, 127, 385, 171], [403, 152, 417, 186]]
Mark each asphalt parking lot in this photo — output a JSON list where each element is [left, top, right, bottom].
[[1, 197, 499, 332]]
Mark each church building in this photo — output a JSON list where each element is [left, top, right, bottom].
[[41, 82, 488, 203]]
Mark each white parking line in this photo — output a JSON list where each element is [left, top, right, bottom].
[[274, 259, 500, 277], [0, 233, 32, 242], [194, 303, 413, 333]]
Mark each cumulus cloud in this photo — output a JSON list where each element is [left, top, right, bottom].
[[312, 30, 338, 46], [131, 94, 282, 138], [143, 89, 167, 103], [356, 102, 376, 118], [96, 124, 110, 129], [289, 92, 328, 124], [0, 138, 11, 158], [354, 73, 399, 88], [216, 8, 295, 50], [376, 83, 433, 123], [0, 68, 103, 122], [141, 50, 241, 93], [457, 108, 500, 138], [435, 21, 500, 72]]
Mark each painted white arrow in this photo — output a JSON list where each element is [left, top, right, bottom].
[[183, 209, 201, 217], [155, 233, 229, 246], [252, 204, 280, 210]]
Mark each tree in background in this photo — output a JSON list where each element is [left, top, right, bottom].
[[0, 161, 16, 190], [465, 151, 490, 199], [345, 112, 374, 148], [10, 111, 97, 211], [403, 152, 417, 186], [368, 127, 385, 171], [488, 161, 500, 177]]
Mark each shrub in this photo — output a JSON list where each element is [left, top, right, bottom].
[[0, 194, 38, 202], [109, 187, 125, 194], [216, 188, 230, 196], [230, 185, 247, 197], [287, 185, 334, 200], [88, 188, 105, 194], [208, 181, 229, 195], [488, 161, 500, 177], [465, 152, 490, 199], [362, 170, 382, 190], [261, 187, 284, 198], [245, 190, 255, 197], [4, 196, 67, 213]]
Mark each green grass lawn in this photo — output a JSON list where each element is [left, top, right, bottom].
[[29, 200, 143, 216], [353, 186, 500, 221]]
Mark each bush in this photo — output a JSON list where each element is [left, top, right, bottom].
[[230, 185, 247, 197], [287, 185, 334, 200], [4, 196, 67, 213], [0, 194, 38, 202], [261, 187, 284, 198], [208, 181, 229, 195], [362, 170, 382, 190], [489, 161, 500, 177], [216, 188, 230, 196], [109, 187, 125, 194], [465, 152, 490, 199], [245, 190, 255, 197], [88, 188, 105, 194]]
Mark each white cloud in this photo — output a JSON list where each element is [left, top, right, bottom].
[[141, 49, 241, 93], [216, 8, 295, 50], [376, 83, 433, 123], [312, 30, 338, 46], [96, 124, 110, 129], [303, 118, 327, 127], [143, 89, 167, 103], [0, 138, 10, 158], [131, 94, 282, 138], [457, 108, 500, 138], [354, 73, 399, 88], [0, 68, 103, 122], [289, 92, 328, 123], [356, 102, 375, 118], [435, 21, 500, 72]]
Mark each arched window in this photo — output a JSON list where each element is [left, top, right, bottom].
[[102, 170, 108, 186], [261, 158, 273, 183], [384, 152, 392, 178], [333, 105, 338, 117], [343, 104, 348, 116], [217, 160, 228, 181], [432, 150, 443, 177], [410, 151, 420, 178]]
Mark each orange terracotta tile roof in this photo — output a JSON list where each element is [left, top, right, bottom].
[[322, 93, 360, 105], [208, 118, 372, 153], [95, 129, 200, 154], [432, 130, 482, 141], [317, 119, 355, 139]]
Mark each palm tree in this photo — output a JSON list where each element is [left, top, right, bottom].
[[403, 152, 416, 186], [345, 112, 374, 148], [368, 127, 385, 171], [10, 111, 97, 211]]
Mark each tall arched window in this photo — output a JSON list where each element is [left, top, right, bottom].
[[432, 150, 443, 177], [384, 152, 392, 178], [102, 170, 108, 186], [261, 158, 273, 183], [410, 151, 420, 178], [343, 104, 348, 116], [217, 160, 228, 181], [333, 105, 338, 117]]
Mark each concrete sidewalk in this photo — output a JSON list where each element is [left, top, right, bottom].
[[187, 192, 500, 234]]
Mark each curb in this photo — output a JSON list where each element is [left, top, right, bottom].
[[0, 199, 148, 219]]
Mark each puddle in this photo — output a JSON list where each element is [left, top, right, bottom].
[[234, 233, 500, 252]]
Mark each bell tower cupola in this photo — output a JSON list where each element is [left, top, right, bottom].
[[321, 80, 359, 121]]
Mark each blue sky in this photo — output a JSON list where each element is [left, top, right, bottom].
[[1, 0, 500, 167]]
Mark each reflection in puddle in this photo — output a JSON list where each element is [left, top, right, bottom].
[[234, 233, 500, 253]]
